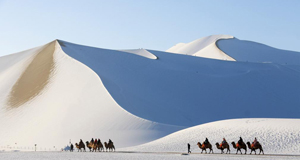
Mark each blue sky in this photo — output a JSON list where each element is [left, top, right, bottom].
[[0, 0, 299, 56]]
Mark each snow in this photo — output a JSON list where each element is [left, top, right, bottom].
[[120, 49, 157, 59], [124, 119, 300, 155], [0, 151, 299, 160], [217, 38, 300, 65], [166, 35, 235, 61]]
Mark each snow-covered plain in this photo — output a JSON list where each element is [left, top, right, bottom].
[[0, 35, 299, 157], [0, 151, 300, 160]]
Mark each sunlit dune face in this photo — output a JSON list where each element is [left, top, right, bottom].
[[6, 41, 55, 109]]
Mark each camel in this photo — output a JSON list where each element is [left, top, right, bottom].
[[215, 142, 230, 154], [97, 140, 104, 152], [86, 141, 98, 152], [75, 142, 86, 152], [246, 142, 264, 155], [86, 141, 92, 152], [104, 141, 115, 152], [197, 142, 213, 154], [231, 142, 247, 154]]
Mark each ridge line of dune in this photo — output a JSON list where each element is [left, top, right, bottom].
[[56, 40, 186, 128], [212, 36, 236, 61]]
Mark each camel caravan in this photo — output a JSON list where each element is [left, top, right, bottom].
[[194, 137, 264, 155], [72, 138, 115, 152]]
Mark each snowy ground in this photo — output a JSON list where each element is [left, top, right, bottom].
[[0, 151, 299, 160], [123, 119, 300, 155]]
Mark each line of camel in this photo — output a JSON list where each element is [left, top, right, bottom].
[[195, 137, 264, 155], [72, 139, 115, 152]]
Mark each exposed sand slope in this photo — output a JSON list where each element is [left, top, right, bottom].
[[7, 41, 55, 108], [124, 118, 300, 155]]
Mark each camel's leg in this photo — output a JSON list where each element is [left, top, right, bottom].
[[260, 148, 264, 155], [254, 149, 256, 155], [201, 149, 203, 154], [244, 149, 247, 154]]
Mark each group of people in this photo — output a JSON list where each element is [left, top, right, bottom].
[[68, 138, 113, 152], [187, 137, 260, 153]]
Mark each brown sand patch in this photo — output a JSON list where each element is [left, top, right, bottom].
[[6, 41, 56, 109]]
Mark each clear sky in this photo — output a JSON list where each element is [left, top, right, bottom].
[[0, 0, 299, 56]]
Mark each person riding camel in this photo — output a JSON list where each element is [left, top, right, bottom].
[[98, 139, 101, 144], [220, 138, 227, 147], [238, 137, 244, 145], [204, 138, 209, 145], [80, 139, 84, 145], [109, 139, 112, 144], [91, 138, 94, 143], [252, 137, 258, 146], [94, 138, 97, 144]]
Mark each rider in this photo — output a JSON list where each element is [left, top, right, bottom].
[[109, 139, 112, 144], [80, 139, 83, 145], [204, 138, 209, 145], [252, 137, 258, 145], [91, 138, 94, 143], [220, 138, 227, 147], [238, 137, 244, 145], [94, 138, 97, 144]]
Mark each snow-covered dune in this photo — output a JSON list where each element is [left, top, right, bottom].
[[0, 35, 299, 151], [167, 35, 300, 65], [0, 40, 183, 150], [124, 118, 300, 155], [61, 40, 300, 127], [217, 38, 300, 65], [166, 35, 235, 61]]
